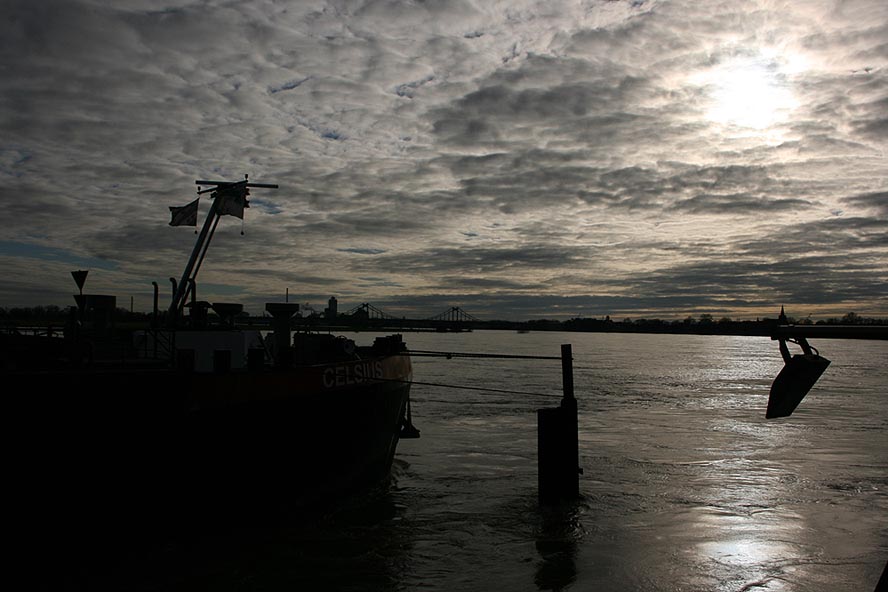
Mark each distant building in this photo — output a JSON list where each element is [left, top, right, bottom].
[[325, 296, 338, 320]]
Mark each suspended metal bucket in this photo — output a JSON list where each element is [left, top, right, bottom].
[[766, 337, 830, 419]]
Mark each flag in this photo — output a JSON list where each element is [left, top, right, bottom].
[[216, 188, 247, 219], [169, 198, 199, 226]]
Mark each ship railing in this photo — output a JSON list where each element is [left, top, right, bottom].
[[137, 328, 176, 362], [1, 324, 65, 339]]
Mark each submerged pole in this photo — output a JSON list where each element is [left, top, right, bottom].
[[538, 344, 580, 505], [561, 344, 579, 498]]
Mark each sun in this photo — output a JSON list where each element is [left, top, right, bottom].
[[696, 52, 799, 132]]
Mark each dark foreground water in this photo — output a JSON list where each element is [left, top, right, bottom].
[[84, 331, 886, 591]]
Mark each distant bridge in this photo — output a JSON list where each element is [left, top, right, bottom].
[[424, 306, 480, 332], [335, 303, 481, 330], [345, 302, 398, 320], [426, 307, 481, 323]]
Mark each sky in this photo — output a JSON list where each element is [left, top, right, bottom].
[[1, 0, 886, 321]]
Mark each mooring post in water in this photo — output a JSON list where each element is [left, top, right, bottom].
[[561, 343, 580, 499], [538, 343, 580, 504]]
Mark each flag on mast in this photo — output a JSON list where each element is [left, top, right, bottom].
[[169, 198, 199, 226], [217, 187, 247, 219]]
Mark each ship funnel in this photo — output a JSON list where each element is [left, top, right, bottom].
[[265, 302, 300, 367], [211, 302, 243, 327]]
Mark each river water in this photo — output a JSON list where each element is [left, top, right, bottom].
[[89, 331, 886, 591]]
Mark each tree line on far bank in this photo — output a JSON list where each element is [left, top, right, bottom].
[[1, 305, 885, 335], [529, 311, 886, 336]]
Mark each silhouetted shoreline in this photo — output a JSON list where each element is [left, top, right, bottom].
[[3, 306, 884, 338]]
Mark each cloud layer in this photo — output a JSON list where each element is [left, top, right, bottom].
[[1, 0, 886, 319]]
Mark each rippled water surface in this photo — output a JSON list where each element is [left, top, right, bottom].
[[92, 331, 887, 591]]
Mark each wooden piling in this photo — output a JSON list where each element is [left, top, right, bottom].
[[538, 344, 580, 504], [561, 343, 574, 400], [561, 344, 579, 499]]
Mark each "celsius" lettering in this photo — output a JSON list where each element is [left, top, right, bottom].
[[322, 361, 385, 389]]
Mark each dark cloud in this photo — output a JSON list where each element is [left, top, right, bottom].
[[669, 194, 811, 214], [842, 191, 888, 215], [269, 78, 312, 94], [337, 247, 387, 255], [367, 243, 588, 277]]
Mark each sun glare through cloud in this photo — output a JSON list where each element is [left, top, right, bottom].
[[695, 49, 801, 140]]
